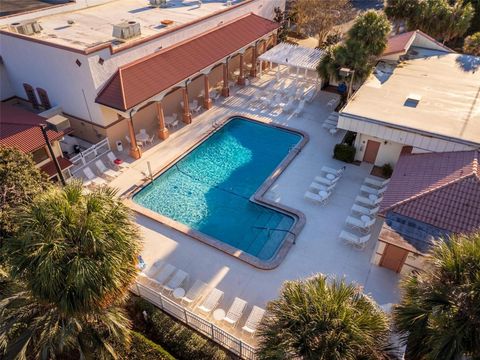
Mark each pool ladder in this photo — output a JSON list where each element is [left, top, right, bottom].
[[252, 226, 297, 244]]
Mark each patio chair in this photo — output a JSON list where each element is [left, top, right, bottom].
[[351, 204, 380, 217], [321, 166, 345, 177], [154, 263, 176, 285], [146, 134, 155, 145], [339, 230, 371, 250], [364, 177, 390, 188], [82, 166, 107, 187], [314, 175, 339, 186], [304, 190, 330, 205], [140, 128, 147, 135], [355, 195, 383, 207], [182, 279, 207, 306], [95, 159, 120, 179], [223, 297, 247, 327], [241, 306, 265, 335], [345, 215, 375, 233], [309, 181, 336, 193], [293, 100, 305, 116], [360, 185, 387, 196], [283, 98, 295, 113], [125, 135, 143, 148], [106, 151, 129, 170], [144, 260, 165, 278], [163, 269, 188, 292], [197, 288, 224, 314]]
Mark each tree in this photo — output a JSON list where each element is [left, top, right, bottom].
[[256, 275, 396, 360], [348, 10, 393, 57], [464, 31, 480, 54], [273, 7, 289, 43], [0, 182, 142, 359], [293, 0, 353, 47], [393, 232, 480, 360], [0, 146, 50, 239]]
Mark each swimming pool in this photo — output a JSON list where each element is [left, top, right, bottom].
[[133, 117, 303, 262]]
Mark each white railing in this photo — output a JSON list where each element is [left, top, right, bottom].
[[130, 281, 258, 360], [70, 138, 110, 172]]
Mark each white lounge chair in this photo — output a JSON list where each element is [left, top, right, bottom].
[[304, 190, 330, 205], [351, 204, 380, 216], [305, 87, 317, 102], [242, 306, 265, 335], [339, 230, 371, 249], [223, 297, 247, 326], [144, 260, 165, 278], [197, 288, 224, 314], [355, 195, 383, 207], [364, 177, 390, 188], [95, 159, 119, 179], [345, 215, 375, 233], [321, 166, 345, 177], [314, 175, 339, 186], [106, 151, 128, 170], [82, 167, 107, 187], [293, 100, 305, 116], [154, 263, 176, 285], [163, 269, 188, 292], [283, 98, 295, 113], [182, 279, 207, 306], [360, 185, 387, 196], [309, 181, 336, 193]]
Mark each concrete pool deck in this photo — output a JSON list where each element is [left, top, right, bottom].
[[105, 71, 401, 344]]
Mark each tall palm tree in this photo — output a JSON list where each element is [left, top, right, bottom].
[[256, 275, 397, 360], [0, 182, 141, 359], [393, 232, 480, 360], [347, 10, 392, 57]]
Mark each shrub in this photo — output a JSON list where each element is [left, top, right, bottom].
[[126, 296, 235, 360], [118, 331, 176, 360], [381, 163, 393, 178], [333, 143, 356, 163]]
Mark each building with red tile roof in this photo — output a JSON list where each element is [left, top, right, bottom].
[[0, 102, 73, 181]]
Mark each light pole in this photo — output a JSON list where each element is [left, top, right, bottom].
[[39, 123, 66, 185]]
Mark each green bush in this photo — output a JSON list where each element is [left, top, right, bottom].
[[119, 331, 176, 360], [333, 144, 356, 163], [126, 296, 235, 360], [381, 163, 393, 178]]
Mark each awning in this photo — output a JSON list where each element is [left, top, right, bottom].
[[258, 43, 324, 71], [96, 14, 278, 112], [40, 157, 73, 178]]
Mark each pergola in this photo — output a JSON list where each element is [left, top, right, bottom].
[[258, 42, 324, 79]]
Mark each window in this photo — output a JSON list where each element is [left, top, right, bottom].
[[31, 147, 49, 164], [23, 83, 39, 109], [36, 87, 52, 109]]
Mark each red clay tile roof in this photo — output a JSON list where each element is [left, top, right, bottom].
[[380, 150, 480, 234], [96, 14, 278, 111], [383, 31, 416, 56], [0, 103, 69, 153], [40, 157, 73, 177]]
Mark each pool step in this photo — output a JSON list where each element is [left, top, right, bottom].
[[256, 216, 294, 260], [246, 212, 285, 257], [241, 211, 275, 252]]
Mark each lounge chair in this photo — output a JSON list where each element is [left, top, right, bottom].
[[304, 190, 330, 205], [321, 166, 345, 177], [314, 175, 339, 186], [154, 263, 176, 285], [293, 100, 305, 116], [144, 260, 165, 278], [197, 288, 224, 314], [345, 215, 375, 233], [339, 230, 371, 249], [242, 306, 265, 335], [182, 279, 207, 306], [364, 177, 390, 188], [82, 167, 107, 187], [305, 87, 317, 102], [95, 159, 119, 179], [223, 297, 247, 326], [355, 195, 383, 207], [360, 185, 387, 196], [283, 98, 295, 113], [106, 151, 128, 170], [309, 181, 336, 193], [163, 269, 188, 292], [351, 204, 380, 216]]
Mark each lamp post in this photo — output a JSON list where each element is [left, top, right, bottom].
[[340, 67, 355, 100], [39, 123, 66, 185]]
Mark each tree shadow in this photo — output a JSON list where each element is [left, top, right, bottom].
[[455, 54, 480, 73]]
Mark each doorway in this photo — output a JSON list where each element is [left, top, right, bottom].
[[380, 244, 408, 272], [363, 140, 381, 163]]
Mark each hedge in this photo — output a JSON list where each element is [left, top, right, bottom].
[[119, 331, 176, 360], [126, 296, 236, 360], [333, 143, 356, 163]]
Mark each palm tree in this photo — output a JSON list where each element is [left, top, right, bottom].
[[348, 10, 392, 57], [393, 232, 480, 360], [256, 275, 396, 360], [464, 32, 480, 55], [0, 182, 141, 359]]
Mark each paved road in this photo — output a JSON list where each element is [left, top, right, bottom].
[[351, 0, 385, 11]]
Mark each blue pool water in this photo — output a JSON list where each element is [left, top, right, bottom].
[[133, 118, 302, 261]]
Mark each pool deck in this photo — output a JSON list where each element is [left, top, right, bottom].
[[107, 71, 401, 344]]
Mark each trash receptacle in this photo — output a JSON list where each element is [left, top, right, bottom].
[[116, 140, 123, 152]]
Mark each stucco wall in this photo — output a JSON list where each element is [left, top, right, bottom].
[[354, 133, 404, 167]]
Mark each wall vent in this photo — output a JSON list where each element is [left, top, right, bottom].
[[10, 20, 42, 36], [112, 21, 141, 41]]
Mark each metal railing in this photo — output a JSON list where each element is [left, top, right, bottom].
[[70, 138, 110, 173], [130, 281, 257, 360]]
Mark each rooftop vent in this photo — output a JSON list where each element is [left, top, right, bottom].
[[10, 20, 42, 36], [112, 21, 141, 41], [149, 0, 168, 8], [404, 93, 421, 108]]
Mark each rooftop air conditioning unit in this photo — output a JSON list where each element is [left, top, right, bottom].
[[149, 0, 168, 8], [10, 20, 42, 36], [112, 21, 141, 41]]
